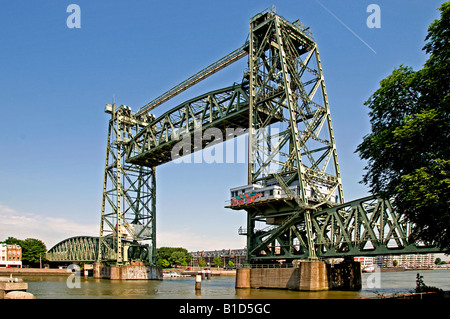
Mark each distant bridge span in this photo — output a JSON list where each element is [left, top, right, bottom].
[[46, 236, 149, 263], [47, 236, 98, 262]]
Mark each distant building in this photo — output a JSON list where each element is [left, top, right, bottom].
[[354, 256, 375, 270], [0, 243, 22, 268], [378, 253, 435, 268], [190, 249, 247, 268]]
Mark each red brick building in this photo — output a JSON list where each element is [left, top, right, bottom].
[[0, 243, 22, 268]]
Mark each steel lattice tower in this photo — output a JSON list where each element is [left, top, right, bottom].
[[98, 104, 156, 265], [98, 10, 345, 266], [242, 11, 344, 261]]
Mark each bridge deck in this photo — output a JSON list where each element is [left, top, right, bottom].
[[127, 83, 284, 167]]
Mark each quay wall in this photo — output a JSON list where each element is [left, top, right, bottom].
[[94, 262, 162, 280], [236, 260, 361, 291]]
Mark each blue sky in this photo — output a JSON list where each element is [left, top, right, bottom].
[[0, 0, 444, 251]]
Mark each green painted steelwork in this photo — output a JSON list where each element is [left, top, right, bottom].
[[47, 236, 150, 263], [240, 196, 439, 263], [98, 105, 156, 265], [47, 236, 100, 262], [127, 83, 251, 167], [241, 10, 344, 262], [312, 196, 439, 257], [126, 11, 346, 265], [50, 10, 443, 266]]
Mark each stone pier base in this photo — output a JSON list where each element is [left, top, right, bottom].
[[235, 268, 251, 289], [328, 261, 361, 290], [93, 262, 110, 279], [299, 260, 329, 291], [0, 282, 31, 299], [236, 260, 361, 291], [94, 262, 162, 280]]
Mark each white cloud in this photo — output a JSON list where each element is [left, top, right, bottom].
[[0, 203, 98, 249]]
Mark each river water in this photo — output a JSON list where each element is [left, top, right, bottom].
[[15, 269, 450, 299]]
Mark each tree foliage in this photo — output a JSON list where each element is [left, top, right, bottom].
[[156, 247, 191, 268], [356, 2, 450, 251], [157, 258, 170, 268], [4, 237, 47, 267], [198, 258, 207, 267], [213, 256, 222, 268], [415, 273, 444, 297]]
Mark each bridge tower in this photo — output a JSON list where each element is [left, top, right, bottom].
[[98, 104, 157, 265], [44, 10, 442, 286], [230, 10, 344, 263]]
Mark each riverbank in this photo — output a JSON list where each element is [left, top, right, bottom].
[[163, 268, 236, 277], [182, 270, 236, 276], [362, 290, 450, 299], [7, 269, 450, 299], [0, 267, 237, 277], [380, 267, 450, 272]]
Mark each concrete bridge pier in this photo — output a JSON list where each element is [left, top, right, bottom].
[[93, 262, 162, 280], [299, 260, 329, 291], [328, 260, 362, 290], [236, 260, 361, 291], [235, 267, 251, 288]]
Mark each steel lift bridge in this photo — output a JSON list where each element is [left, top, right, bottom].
[[47, 10, 440, 266]]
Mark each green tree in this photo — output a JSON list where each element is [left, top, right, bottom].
[[157, 258, 170, 268], [227, 260, 235, 268], [213, 256, 222, 268], [156, 247, 191, 267], [4, 237, 21, 246], [156, 247, 173, 261], [356, 2, 450, 252], [8, 238, 47, 267], [393, 260, 398, 267], [4, 237, 47, 267], [169, 251, 187, 267], [198, 258, 207, 267]]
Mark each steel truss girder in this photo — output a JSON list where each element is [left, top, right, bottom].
[[46, 236, 150, 263], [311, 196, 440, 257], [46, 236, 100, 262], [244, 196, 439, 262], [127, 83, 251, 167]]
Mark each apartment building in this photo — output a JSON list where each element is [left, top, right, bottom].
[[378, 253, 435, 268], [0, 243, 22, 268], [354, 256, 375, 269]]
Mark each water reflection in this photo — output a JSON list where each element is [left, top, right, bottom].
[[16, 269, 450, 299]]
